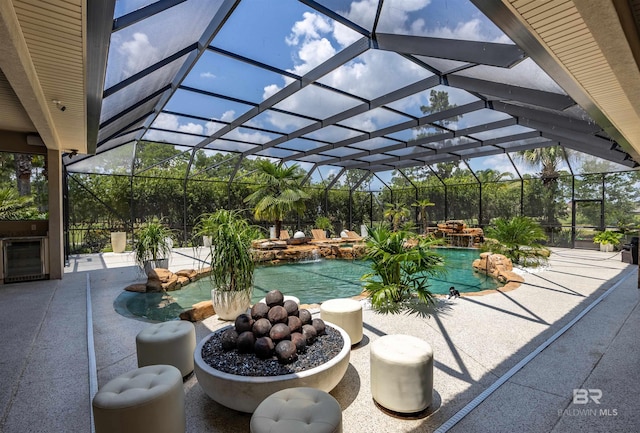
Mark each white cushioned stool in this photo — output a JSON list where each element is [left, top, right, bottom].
[[320, 298, 363, 345], [92, 364, 185, 433], [370, 334, 433, 413], [250, 387, 342, 433], [136, 320, 196, 377]]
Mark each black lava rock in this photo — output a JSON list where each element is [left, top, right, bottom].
[[254, 337, 275, 359], [290, 332, 307, 353], [234, 314, 253, 334], [220, 328, 238, 351], [298, 309, 312, 325], [251, 303, 270, 321], [267, 305, 288, 324], [283, 299, 298, 316], [265, 290, 284, 307], [269, 322, 291, 342], [237, 331, 256, 353], [312, 318, 326, 335], [287, 315, 302, 334], [275, 340, 298, 364], [252, 318, 272, 338], [201, 325, 343, 376], [302, 324, 317, 344]]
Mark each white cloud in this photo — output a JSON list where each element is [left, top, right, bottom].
[[220, 110, 236, 122], [118, 32, 158, 78], [200, 72, 216, 79], [286, 12, 333, 46]]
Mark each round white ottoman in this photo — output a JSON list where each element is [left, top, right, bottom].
[[92, 365, 185, 433], [320, 298, 363, 345], [370, 334, 433, 413], [136, 320, 196, 377], [250, 387, 342, 433]]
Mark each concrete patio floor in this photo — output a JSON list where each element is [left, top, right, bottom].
[[1, 247, 638, 432]]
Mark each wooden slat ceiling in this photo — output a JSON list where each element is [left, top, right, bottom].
[[0, 0, 86, 153], [500, 0, 640, 161]]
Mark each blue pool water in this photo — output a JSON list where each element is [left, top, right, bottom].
[[116, 248, 499, 321]]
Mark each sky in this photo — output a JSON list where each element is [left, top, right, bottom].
[[101, 0, 579, 185]]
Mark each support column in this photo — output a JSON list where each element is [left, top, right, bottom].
[[47, 149, 64, 279]]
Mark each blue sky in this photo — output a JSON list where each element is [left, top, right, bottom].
[[105, 0, 579, 184]]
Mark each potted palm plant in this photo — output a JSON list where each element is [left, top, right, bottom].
[[361, 225, 444, 317], [133, 217, 174, 274], [194, 209, 255, 321]]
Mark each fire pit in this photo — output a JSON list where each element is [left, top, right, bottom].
[[194, 291, 351, 413]]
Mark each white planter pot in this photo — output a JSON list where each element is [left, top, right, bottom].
[[269, 226, 276, 239], [211, 289, 251, 321], [599, 243, 614, 252], [194, 323, 351, 413], [110, 232, 126, 253], [203, 236, 212, 247]]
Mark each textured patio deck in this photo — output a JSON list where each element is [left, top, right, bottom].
[[0, 247, 638, 432]]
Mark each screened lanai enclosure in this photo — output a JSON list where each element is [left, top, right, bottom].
[[61, 0, 640, 254]]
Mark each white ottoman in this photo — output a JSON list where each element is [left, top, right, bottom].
[[136, 320, 196, 377], [250, 387, 342, 433], [370, 334, 433, 413], [92, 365, 185, 433], [320, 298, 363, 345]]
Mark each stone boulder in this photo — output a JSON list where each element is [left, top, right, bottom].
[[124, 283, 147, 293], [176, 269, 198, 281], [473, 253, 516, 282], [179, 300, 215, 322]]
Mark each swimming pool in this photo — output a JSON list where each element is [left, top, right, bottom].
[[116, 248, 499, 321]]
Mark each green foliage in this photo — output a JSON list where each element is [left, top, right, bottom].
[[244, 161, 309, 238], [0, 187, 38, 219], [133, 217, 174, 267], [383, 202, 410, 231], [315, 216, 334, 234], [361, 225, 444, 317], [194, 209, 254, 293], [592, 230, 623, 246], [412, 199, 435, 234], [484, 216, 549, 266]]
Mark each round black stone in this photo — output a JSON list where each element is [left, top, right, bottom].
[[252, 318, 272, 338], [220, 328, 238, 351], [312, 318, 326, 335], [298, 309, 312, 325], [275, 340, 298, 364], [269, 322, 291, 342], [265, 290, 284, 307], [287, 315, 302, 334], [237, 331, 255, 353], [234, 313, 253, 334], [290, 332, 307, 353], [302, 324, 317, 344], [251, 303, 270, 321], [283, 299, 298, 316], [254, 337, 275, 359], [267, 305, 288, 324]]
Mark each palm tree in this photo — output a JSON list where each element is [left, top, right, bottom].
[[244, 161, 309, 239], [518, 146, 567, 227], [361, 225, 444, 316], [0, 187, 34, 219], [484, 216, 549, 266], [383, 202, 410, 231], [518, 147, 565, 187], [412, 199, 435, 234]]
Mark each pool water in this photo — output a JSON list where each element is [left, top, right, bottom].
[[116, 248, 499, 321]]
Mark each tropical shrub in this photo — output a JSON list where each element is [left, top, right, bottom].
[[361, 225, 444, 317], [483, 216, 549, 266], [593, 230, 623, 246]]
